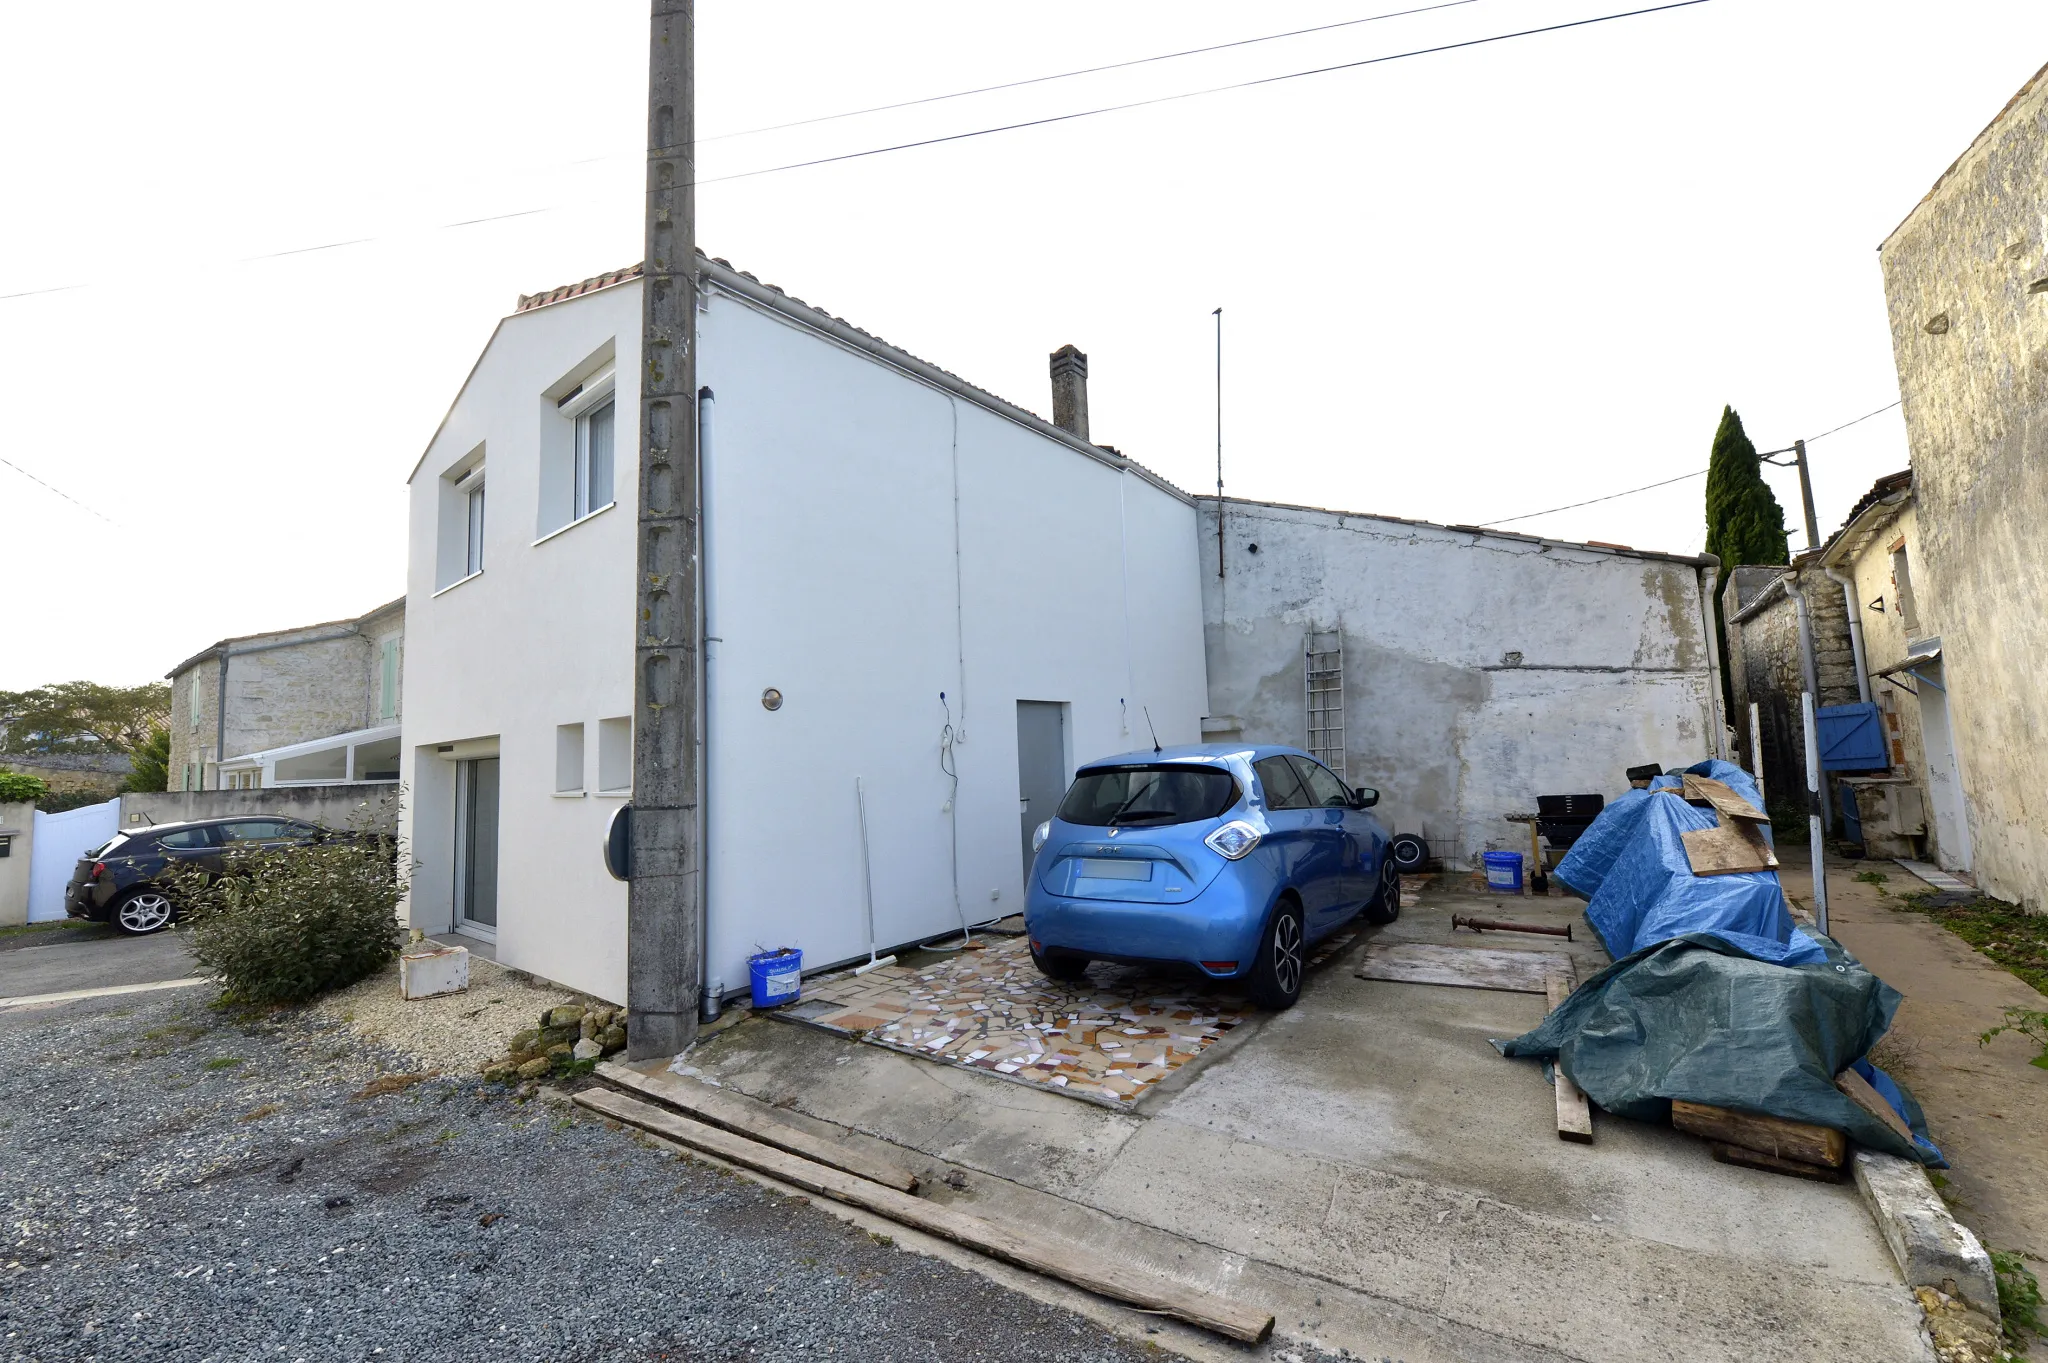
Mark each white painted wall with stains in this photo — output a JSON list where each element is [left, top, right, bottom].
[[1198, 499, 1723, 868]]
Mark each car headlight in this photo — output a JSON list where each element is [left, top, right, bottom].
[[1204, 820, 1262, 860], [1032, 820, 1051, 852]]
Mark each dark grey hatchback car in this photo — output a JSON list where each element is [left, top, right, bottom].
[[65, 817, 332, 934]]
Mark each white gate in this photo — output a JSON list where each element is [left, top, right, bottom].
[[28, 799, 119, 923]]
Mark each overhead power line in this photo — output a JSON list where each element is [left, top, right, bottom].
[[693, 0, 1716, 188], [1480, 396, 1908, 528], [2, 1, 1712, 303], [1805, 398, 1901, 442], [0, 455, 117, 524], [697, 0, 1490, 144]]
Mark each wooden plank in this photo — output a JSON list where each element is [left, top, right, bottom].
[[1671, 1100, 1846, 1168], [1544, 972, 1594, 1144], [1709, 1141, 1844, 1183], [575, 1087, 1275, 1344], [596, 1062, 920, 1193], [1681, 773, 1771, 823], [1681, 818, 1780, 876], [1355, 943, 1570, 994], [1835, 1066, 1917, 1146]]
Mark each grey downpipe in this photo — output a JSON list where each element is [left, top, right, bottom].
[[1784, 575, 1832, 834], [1696, 555, 1727, 760], [697, 386, 718, 1021], [1823, 563, 1873, 704]]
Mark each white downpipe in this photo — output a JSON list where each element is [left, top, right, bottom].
[[1802, 691, 1829, 937], [697, 386, 718, 1018], [1696, 556, 1727, 760], [1748, 701, 1765, 805], [1823, 564, 1873, 705]]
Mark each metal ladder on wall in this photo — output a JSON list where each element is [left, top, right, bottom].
[[1304, 629, 1345, 778]]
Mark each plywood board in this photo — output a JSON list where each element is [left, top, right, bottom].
[[1682, 773, 1770, 823], [596, 1061, 920, 1192], [1682, 818, 1780, 876], [1544, 972, 1594, 1143], [1835, 1066, 1917, 1146], [1356, 943, 1571, 994], [575, 1087, 1275, 1343]]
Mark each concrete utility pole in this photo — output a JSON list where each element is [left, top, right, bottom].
[[626, 1, 700, 1060], [1761, 439, 1822, 551]]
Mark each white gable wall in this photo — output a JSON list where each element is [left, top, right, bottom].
[[399, 274, 1208, 1005], [698, 287, 1207, 993], [400, 284, 641, 1003]]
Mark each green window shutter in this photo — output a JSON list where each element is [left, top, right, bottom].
[[380, 638, 399, 720]]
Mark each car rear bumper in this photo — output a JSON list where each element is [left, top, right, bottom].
[[1024, 873, 1276, 978]]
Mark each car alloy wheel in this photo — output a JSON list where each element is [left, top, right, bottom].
[[1365, 857, 1402, 925], [115, 890, 175, 935], [1272, 913, 1303, 996]]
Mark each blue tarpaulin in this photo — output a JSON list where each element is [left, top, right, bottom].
[[1554, 760, 1823, 965], [1517, 760, 1941, 1165]]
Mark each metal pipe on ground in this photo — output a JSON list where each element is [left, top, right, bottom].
[[1453, 915, 1573, 939]]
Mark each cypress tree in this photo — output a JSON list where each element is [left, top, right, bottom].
[[1703, 406, 1788, 568]]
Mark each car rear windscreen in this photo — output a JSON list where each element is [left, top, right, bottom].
[[1056, 766, 1241, 827], [88, 834, 129, 858]]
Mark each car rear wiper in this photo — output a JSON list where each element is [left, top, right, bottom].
[[1108, 809, 1180, 826]]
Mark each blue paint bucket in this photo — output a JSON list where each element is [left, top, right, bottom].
[[748, 948, 803, 1008], [1482, 851, 1524, 893]]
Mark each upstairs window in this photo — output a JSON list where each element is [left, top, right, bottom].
[[436, 447, 488, 590], [575, 398, 615, 520], [378, 636, 401, 721], [541, 362, 617, 537]]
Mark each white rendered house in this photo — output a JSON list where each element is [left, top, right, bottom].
[[400, 260, 1210, 1004]]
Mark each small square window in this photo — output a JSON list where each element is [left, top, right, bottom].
[[598, 716, 631, 792], [556, 723, 585, 793]]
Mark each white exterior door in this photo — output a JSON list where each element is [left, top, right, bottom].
[[1916, 666, 1973, 872], [29, 799, 120, 923]]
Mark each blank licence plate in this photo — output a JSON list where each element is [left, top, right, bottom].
[[1079, 858, 1152, 880]]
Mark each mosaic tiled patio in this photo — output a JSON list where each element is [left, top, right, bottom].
[[792, 897, 1408, 1107]]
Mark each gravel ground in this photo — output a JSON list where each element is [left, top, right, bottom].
[[308, 955, 590, 1075], [0, 992, 1212, 1363]]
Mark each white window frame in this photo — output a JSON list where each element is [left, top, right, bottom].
[[557, 370, 617, 526], [459, 466, 487, 578]]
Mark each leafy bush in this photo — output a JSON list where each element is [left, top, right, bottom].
[[1981, 1006, 2048, 1070], [36, 786, 114, 814], [0, 769, 51, 804], [1994, 1249, 2044, 1352], [124, 726, 170, 793], [170, 835, 404, 1005]]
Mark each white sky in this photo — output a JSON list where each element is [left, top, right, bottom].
[[4, 1, 2044, 690]]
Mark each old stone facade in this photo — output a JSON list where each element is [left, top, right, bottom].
[[0, 751, 130, 800], [1879, 60, 2048, 909], [1721, 558, 1860, 810], [166, 598, 404, 791]]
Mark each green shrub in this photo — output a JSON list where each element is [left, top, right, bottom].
[[36, 787, 114, 814], [170, 836, 404, 1005], [1994, 1249, 2044, 1352], [0, 769, 50, 804], [1981, 1006, 2048, 1070], [124, 727, 170, 793]]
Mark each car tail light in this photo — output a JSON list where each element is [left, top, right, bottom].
[[90, 862, 105, 880], [1200, 961, 1238, 972], [1203, 820, 1262, 860]]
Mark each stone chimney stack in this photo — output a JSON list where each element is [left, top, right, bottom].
[[1049, 345, 1089, 442]]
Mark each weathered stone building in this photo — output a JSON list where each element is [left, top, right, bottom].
[[1722, 555, 1862, 810], [1879, 59, 2048, 909], [166, 597, 404, 791]]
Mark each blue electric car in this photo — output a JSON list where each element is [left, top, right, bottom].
[[1023, 744, 1397, 1010]]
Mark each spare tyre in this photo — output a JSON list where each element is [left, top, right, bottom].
[[1389, 833, 1429, 872]]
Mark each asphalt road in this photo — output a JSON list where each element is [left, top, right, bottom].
[[0, 924, 199, 1002], [0, 991, 1236, 1363]]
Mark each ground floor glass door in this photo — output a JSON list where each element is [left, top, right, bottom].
[[455, 757, 501, 934]]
